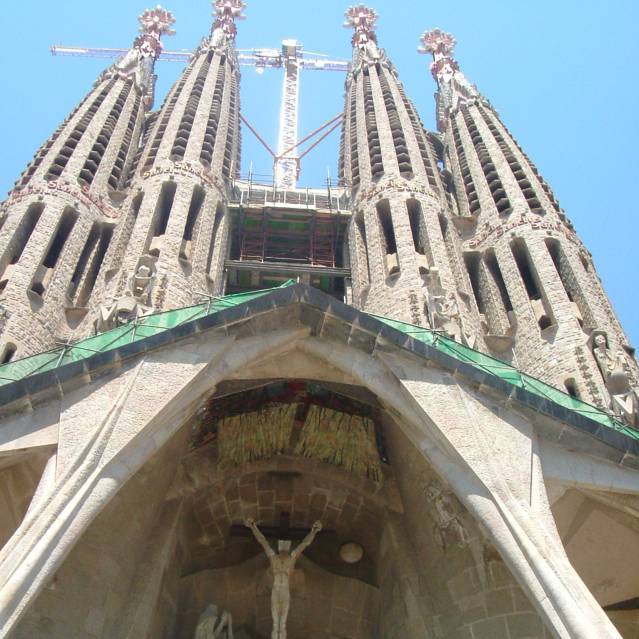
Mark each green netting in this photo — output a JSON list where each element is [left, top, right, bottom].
[[0, 283, 635, 442], [372, 314, 638, 441], [0, 281, 296, 387]]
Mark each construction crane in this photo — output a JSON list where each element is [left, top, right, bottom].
[[51, 41, 350, 189]]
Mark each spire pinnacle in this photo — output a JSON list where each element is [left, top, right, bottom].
[[212, 0, 246, 40], [344, 5, 379, 48], [419, 29, 459, 83], [135, 5, 176, 59]]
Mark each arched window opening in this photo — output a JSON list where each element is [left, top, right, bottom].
[[407, 200, 424, 255], [545, 238, 586, 328], [463, 252, 484, 314], [564, 378, 579, 399], [510, 238, 553, 331], [484, 249, 513, 313], [1, 343, 16, 365], [376, 200, 398, 276], [30, 207, 78, 298], [206, 203, 226, 276], [0, 203, 44, 291], [180, 186, 206, 262]]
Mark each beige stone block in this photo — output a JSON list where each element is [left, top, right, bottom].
[[506, 612, 544, 639], [471, 616, 509, 639], [486, 587, 515, 617]]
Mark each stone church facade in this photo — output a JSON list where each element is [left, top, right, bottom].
[[0, 2, 638, 638]]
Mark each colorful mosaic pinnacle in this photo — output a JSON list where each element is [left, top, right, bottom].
[[344, 5, 379, 47], [212, 0, 247, 39], [419, 28, 459, 81], [134, 6, 176, 58]]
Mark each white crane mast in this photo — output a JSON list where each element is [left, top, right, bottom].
[[275, 40, 301, 190]]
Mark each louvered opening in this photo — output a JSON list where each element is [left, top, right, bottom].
[[476, 107, 546, 215], [378, 71, 412, 178], [461, 106, 512, 216], [45, 80, 115, 180], [200, 62, 227, 167], [451, 119, 480, 215], [142, 65, 195, 171], [171, 58, 211, 162], [109, 95, 142, 191], [363, 71, 384, 180]]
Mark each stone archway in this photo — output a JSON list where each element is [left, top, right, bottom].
[[0, 313, 624, 638]]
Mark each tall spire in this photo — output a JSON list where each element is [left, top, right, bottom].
[[103, 6, 176, 108], [211, 0, 246, 44], [344, 5, 382, 65], [419, 29, 458, 84], [419, 29, 481, 131]]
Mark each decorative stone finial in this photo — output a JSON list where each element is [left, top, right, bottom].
[[419, 28, 459, 82], [135, 5, 176, 59], [344, 5, 379, 48], [212, 0, 247, 40]]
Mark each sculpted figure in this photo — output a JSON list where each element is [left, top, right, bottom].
[[426, 482, 468, 549], [195, 604, 233, 639], [245, 519, 322, 639], [591, 330, 639, 425]]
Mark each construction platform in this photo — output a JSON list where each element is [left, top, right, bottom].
[[225, 179, 351, 300]]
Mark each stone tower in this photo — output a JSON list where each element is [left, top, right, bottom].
[[0, 7, 175, 359], [91, 0, 244, 327], [419, 29, 638, 423], [341, 6, 480, 342]]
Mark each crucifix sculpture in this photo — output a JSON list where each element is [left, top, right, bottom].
[[245, 517, 322, 639]]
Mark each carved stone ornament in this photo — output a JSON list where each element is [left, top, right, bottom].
[[98, 6, 175, 106], [590, 330, 639, 426], [423, 270, 475, 346], [425, 480, 469, 550], [211, 0, 246, 45], [195, 604, 234, 639], [344, 5, 379, 48], [128, 255, 157, 305], [419, 29, 459, 83]]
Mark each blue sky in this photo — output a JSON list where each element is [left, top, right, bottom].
[[1, 0, 637, 347]]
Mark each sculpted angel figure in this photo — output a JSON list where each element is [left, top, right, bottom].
[[245, 518, 322, 639]]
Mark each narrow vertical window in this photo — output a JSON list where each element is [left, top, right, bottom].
[[564, 378, 579, 399], [206, 203, 226, 275], [464, 252, 484, 313], [510, 238, 553, 330], [0, 203, 44, 291], [180, 186, 205, 261], [70, 223, 113, 306], [31, 207, 78, 297], [376, 200, 398, 276], [484, 249, 513, 312], [148, 182, 177, 257], [354, 213, 371, 285], [1, 343, 16, 364], [407, 199, 424, 255], [545, 238, 586, 327]]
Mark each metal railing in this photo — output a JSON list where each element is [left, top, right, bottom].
[[229, 173, 351, 212]]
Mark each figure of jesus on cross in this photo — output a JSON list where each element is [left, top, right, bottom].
[[245, 518, 322, 639]]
